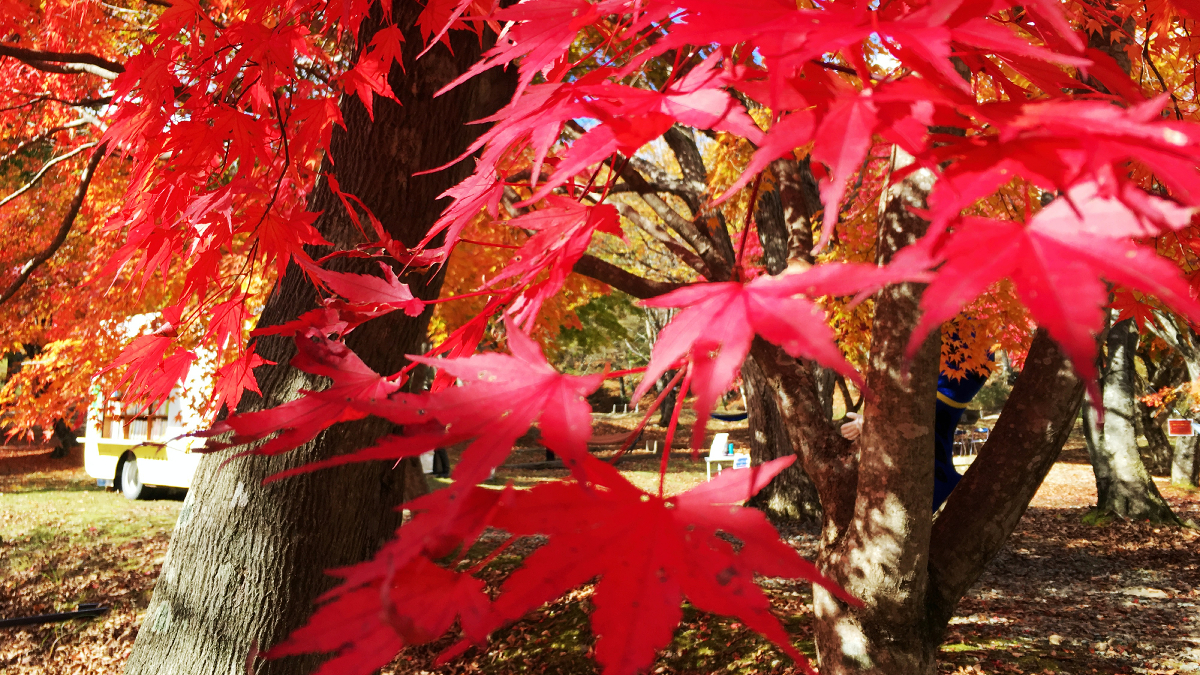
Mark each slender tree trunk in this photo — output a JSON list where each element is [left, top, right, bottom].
[[1134, 403, 1173, 476], [742, 158, 824, 522], [742, 352, 821, 523], [124, 9, 515, 675], [1135, 351, 1177, 476], [1087, 319, 1179, 522], [1174, 355, 1200, 488], [1144, 316, 1200, 488]]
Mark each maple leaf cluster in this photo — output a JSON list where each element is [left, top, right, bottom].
[[12, 0, 1200, 671]]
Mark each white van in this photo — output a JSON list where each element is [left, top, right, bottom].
[[83, 386, 205, 499]]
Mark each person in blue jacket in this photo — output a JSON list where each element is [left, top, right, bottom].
[[930, 367, 988, 509], [841, 347, 991, 511]]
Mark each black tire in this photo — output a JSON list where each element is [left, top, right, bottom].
[[119, 454, 146, 500]]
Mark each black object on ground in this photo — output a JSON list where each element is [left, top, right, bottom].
[[0, 603, 109, 628]]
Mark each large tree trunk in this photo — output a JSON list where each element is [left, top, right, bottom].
[[124, 9, 514, 675], [809, 153, 941, 674], [1086, 318, 1178, 523]]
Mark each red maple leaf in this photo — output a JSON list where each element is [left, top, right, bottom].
[[317, 262, 427, 317], [263, 319, 603, 484], [908, 200, 1200, 400], [470, 455, 855, 675], [633, 263, 919, 445], [1109, 289, 1159, 332]]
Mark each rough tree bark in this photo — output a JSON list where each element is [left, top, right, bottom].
[[124, 8, 515, 675], [1083, 318, 1178, 523], [808, 152, 942, 674], [750, 147, 1086, 672], [742, 158, 823, 522], [1136, 346, 1181, 476]]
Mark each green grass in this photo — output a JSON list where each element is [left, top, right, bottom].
[[0, 447, 182, 574], [1, 489, 182, 571]]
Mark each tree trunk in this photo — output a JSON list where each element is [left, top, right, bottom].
[[1174, 353, 1200, 488], [1136, 394, 1174, 476], [809, 153, 941, 674], [742, 351, 821, 524], [1135, 347, 1178, 476], [742, 158, 824, 523], [124, 9, 515, 675], [1087, 319, 1179, 523], [751, 148, 1087, 673], [1172, 434, 1200, 488], [1144, 315, 1200, 488]]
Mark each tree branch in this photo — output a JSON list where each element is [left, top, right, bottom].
[[610, 201, 711, 278], [662, 125, 708, 213], [572, 255, 683, 299], [0, 142, 98, 210], [0, 142, 108, 307], [0, 120, 90, 164], [562, 119, 730, 279], [0, 45, 125, 75], [662, 125, 737, 265], [925, 329, 1084, 638]]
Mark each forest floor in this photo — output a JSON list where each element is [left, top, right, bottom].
[[1, 420, 1198, 675]]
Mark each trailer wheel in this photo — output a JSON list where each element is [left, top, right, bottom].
[[118, 453, 146, 500]]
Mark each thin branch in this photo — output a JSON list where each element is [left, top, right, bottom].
[[0, 45, 125, 74], [1142, 19, 1184, 121], [606, 178, 694, 201], [0, 94, 112, 114], [560, 120, 729, 276], [0, 142, 108, 307], [0, 142, 98, 210], [810, 59, 857, 76], [610, 201, 710, 277], [572, 255, 683, 299], [0, 120, 89, 164]]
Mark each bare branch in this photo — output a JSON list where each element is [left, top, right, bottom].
[[0, 142, 99, 210], [560, 119, 730, 277], [610, 201, 710, 277], [572, 255, 683, 299], [0, 120, 90, 164], [0, 45, 125, 74], [662, 125, 708, 212], [1, 57, 120, 80], [662, 125, 737, 264], [0, 142, 108, 307], [606, 178, 694, 201]]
